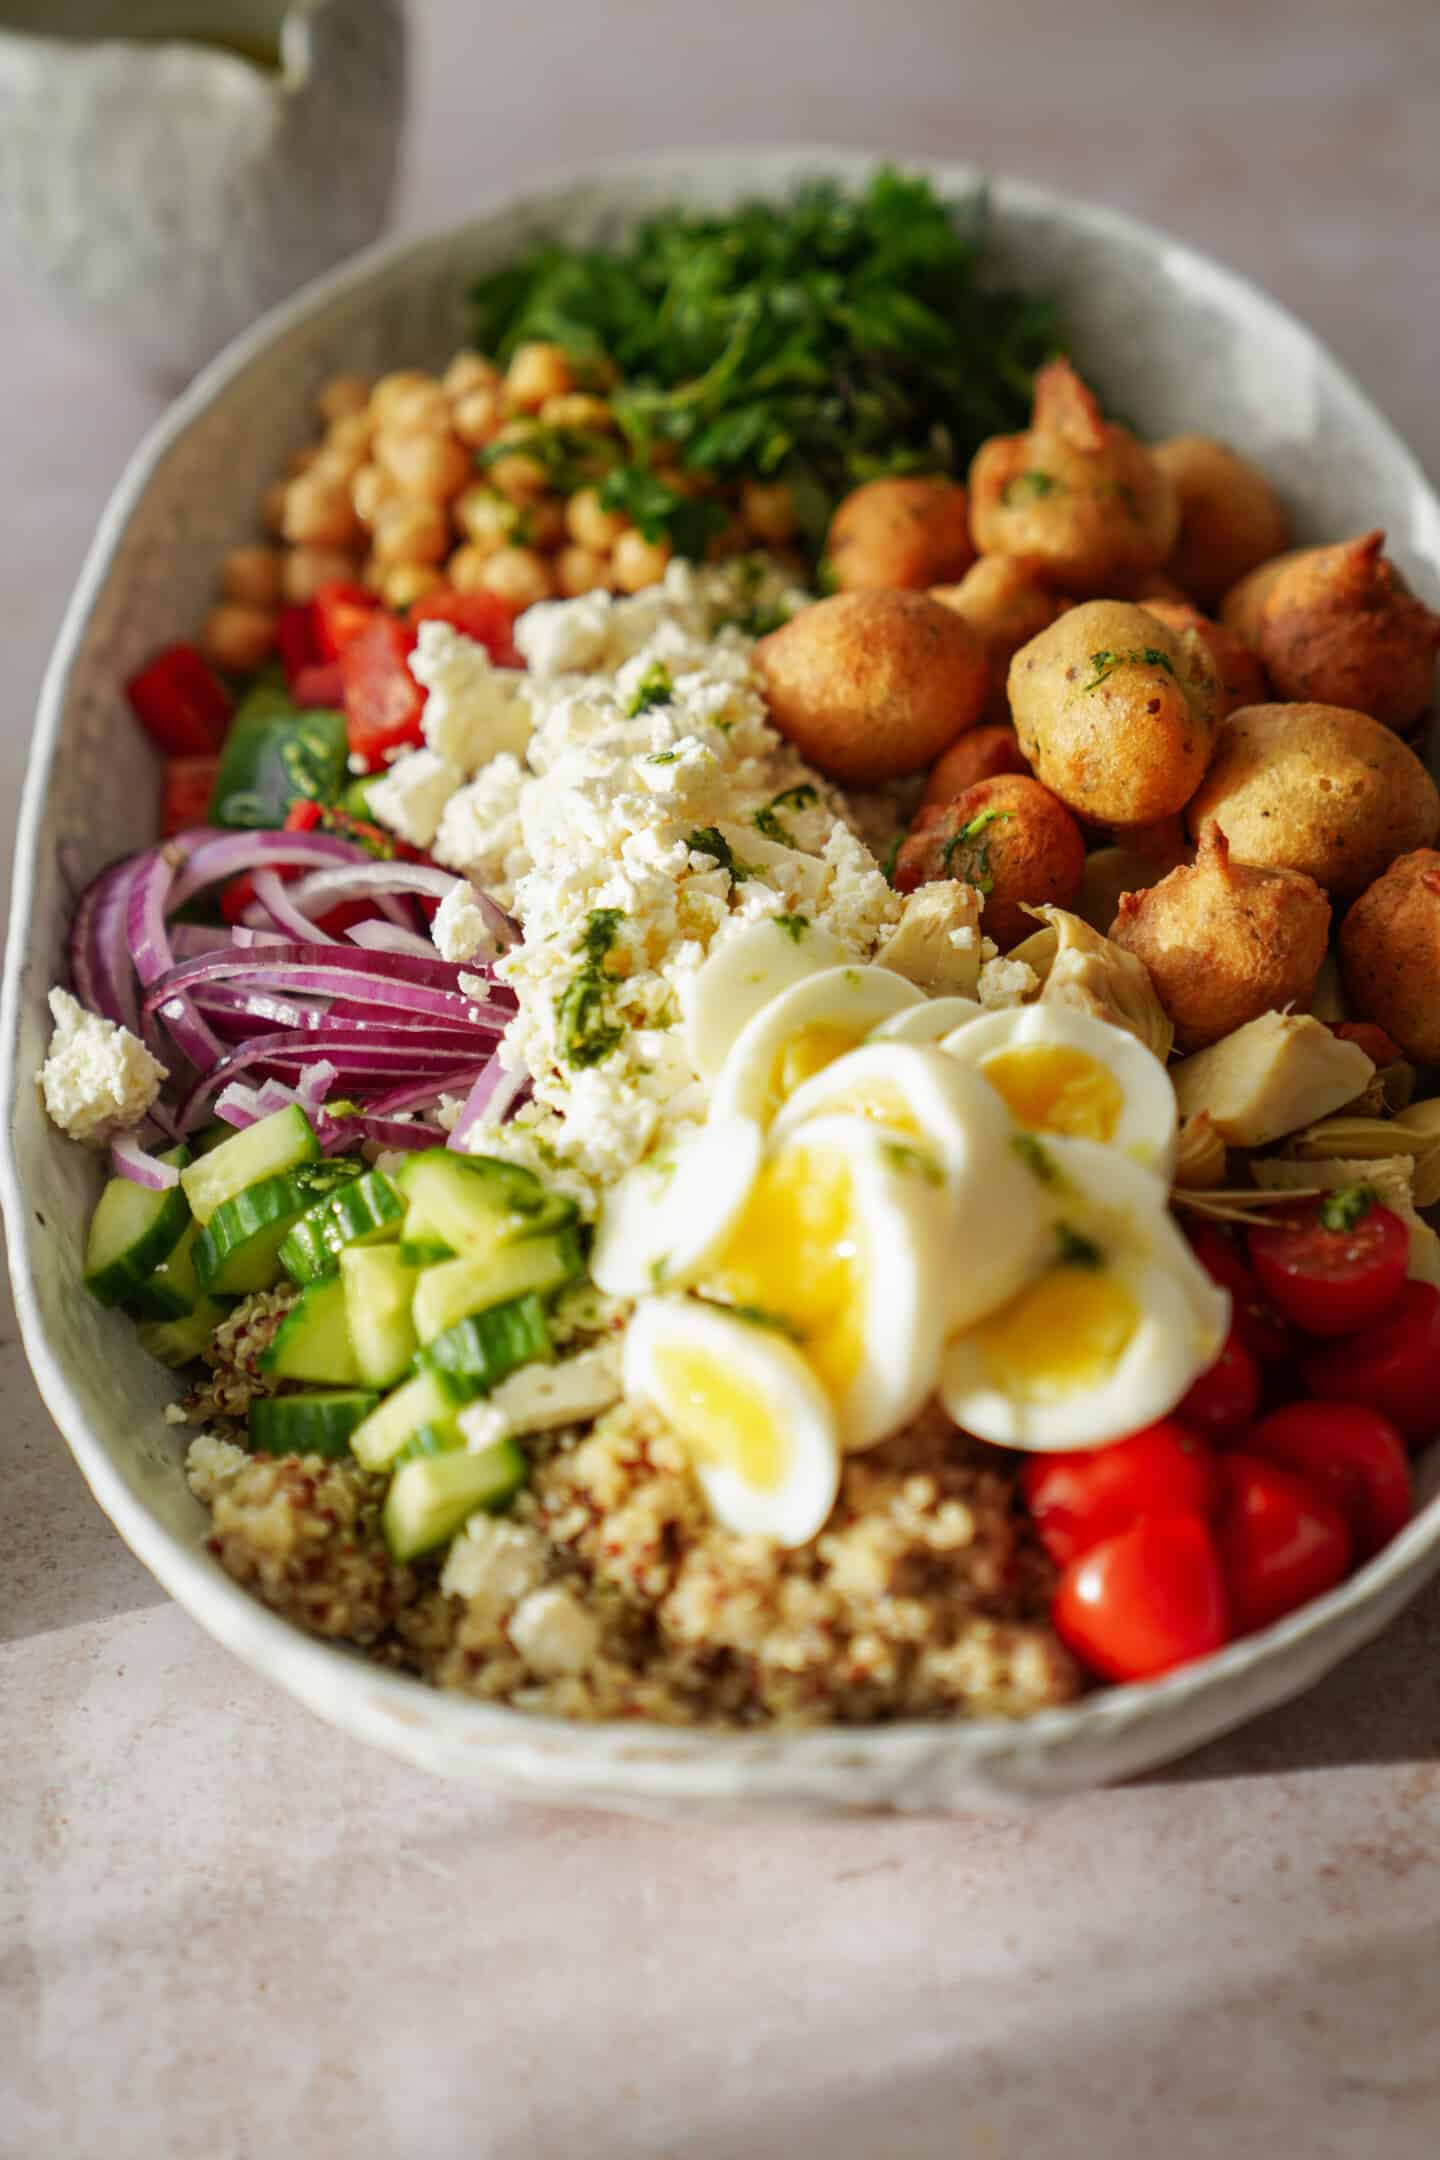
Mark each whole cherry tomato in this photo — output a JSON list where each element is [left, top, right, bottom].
[[1022, 1421, 1217, 1569], [1188, 1223, 1294, 1369], [1246, 1403, 1412, 1562], [1300, 1282, 1440, 1441], [1052, 1514, 1229, 1683], [1248, 1189, 1410, 1339], [1215, 1454, 1352, 1634], [1177, 1329, 1260, 1441]]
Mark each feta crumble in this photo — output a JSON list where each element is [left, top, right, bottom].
[[184, 1431, 249, 1503], [414, 620, 533, 768], [431, 880, 496, 965], [366, 747, 463, 850], [37, 988, 167, 1146], [509, 1586, 600, 1678]]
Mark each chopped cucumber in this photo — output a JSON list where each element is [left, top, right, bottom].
[[340, 1245, 420, 1390], [395, 1150, 577, 1259], [418, 1294, 552, 1404], [278, 1168, 403, 1284], [394, 1422, 462, 1465], [180, 1105, 319, 1226], [383, 1439, 529, 1561], [248, 1390, 378, 1459], [412, 1228, 583, 1344], [126, 1217, 204, 1320], [84, 1148, 192, 1306], [194, 1159, 363, 1295], [350, 1368, 460, 1472], [260, 1276, 362, 1385], [398, 1236, 455, 1267], [137, 1295, 229, 1368]]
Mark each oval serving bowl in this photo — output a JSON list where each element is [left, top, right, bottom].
[[5, 147, 1440, 1817]]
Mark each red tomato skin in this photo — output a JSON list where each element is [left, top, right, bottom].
[[1177, 1331, 1261, 1442], [276, 603, 320, 684], [338, 613, 424, 769], [409, 585, 521, 668], [291, 661, 346, 708], [1189, 1224, 1295, 1369], [1246, 1404, 1412, 1562], [126, 644, 232, 755], [1216, 1454, 1352, 1634], [314, 580, 381, 660], [159, 755, 220, 837], [1248, 1199, 1411, 1339], [1300, 1283, 1440, 1442], [1022, 1422, 1218, 1570], [1052, 1514, 1229, 1683]]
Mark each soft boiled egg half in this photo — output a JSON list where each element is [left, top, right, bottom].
[[707, 964, 924, 1128], [941, 1004, 1178, 1178], [940, 1138, 1230, 1451], [625, 1297, 840, 1545], [683, 914, 852, 1082], [591, 1115, 765, 1297]]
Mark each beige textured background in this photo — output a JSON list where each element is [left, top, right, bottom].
[[3, 3, 1440, 2155]]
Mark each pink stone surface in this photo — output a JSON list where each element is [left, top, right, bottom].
[[3, 4, 1440, 2152]]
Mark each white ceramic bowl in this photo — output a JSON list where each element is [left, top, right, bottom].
[[5, 148, 1440, 1817]]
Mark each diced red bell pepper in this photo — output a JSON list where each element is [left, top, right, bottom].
[[276, 603, 320, 686], [408, 585, 523, 668], [220, 872, 258, 924], [339, 612, 424, 770], [291, 661, 346, 709], [314, 580, 382, 661], [159, 754, 221, 837], [127, 644, 232, 755]]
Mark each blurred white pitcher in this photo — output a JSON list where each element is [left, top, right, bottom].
[[0, 0, 406, 379]]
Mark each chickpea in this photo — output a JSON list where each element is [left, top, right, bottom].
[[556, 544, 612, 597], [374, 425, 472, 500], [283, 546, 360, 604], [451, 385, 506, 448], [475, 545, 556, 610], [566, 486, 630, 552], [370, 370, 434, 425], [504, 341, 574, 412], [326, 409, 373, 460], [351, 462, 396, 527], [309, 443, 367, 491], [315, 372, 371, 426], [261, 481, 289, 536], [381, 562, 445, 610], [371, 498, 451, 567], [219, 544, 284, 609], [487, 432, 550, 505], [740, 478, 799, 546], [539, 392, 614, 433], [454, 484, 519, 556], [447, 543, 494, 593], [443, 350, 502, 401], [523, 495, 568, 550], [282, 470, 361, 551], [384, 382, 452, 436], [202, 603, 277, 675], [613, 528, 673, 592]]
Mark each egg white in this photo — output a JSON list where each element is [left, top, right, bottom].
[[707, 965, 924, 1128], [870, 997, 984, 1045], [590, 1115, 764, 1296], [941, 1002, 1178, 1177], [684, 915, 852, 1083]]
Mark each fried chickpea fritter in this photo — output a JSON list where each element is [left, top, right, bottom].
[[1140, 597, 1268, 716], [968, 359, 1179, 594], [826, 475, 976, 592], [929, 557, 1068, 721], [1221, 531, 1440, 730], [1109, 824, 1331, 1052], [756, 590, 988, 783], [919, 724, 1030, 810], [1007, 599, 1219, 827], [1186, 701, 1440, 898], [1339, 850, 1440, 1064], [893, 773, 1086, 949], [1152, 435, 1291, 604], [1076, 836, 1191, 933]]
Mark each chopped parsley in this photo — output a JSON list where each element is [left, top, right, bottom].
[[882, 1141, 945, 1188], [1011, 1131, 1059, 1184], [696, 1297, 805, 1343], [556, 907, 628, 1069], [646, 749, 679, 765], [939, 804, 1012, 894], [598, 464, 728, 558], [626, 661, 674, 716], [1001, 468, 1059, 505], [773, 912, 810, 944], [478, 420, 616, 496], [752, 783, 818, 846], [1083, 646, 1176, 692], [1318, 1183, 1375, 1233], [1054, 1222, 1104, 1269], [685, 826, 753, 882]]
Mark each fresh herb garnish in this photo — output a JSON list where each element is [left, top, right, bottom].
[[646, 749, 679, 765], [1083, 647, 1176, 692], [556, 908, 627, 1069], [752, 785, 817, 846], [479, 421, 616, 496], [1002, 468, 1058, 504], [939, 804, 1012, 893], [773, 913, 810, 943], [882, 1141, 945, 1188], [597, 465, 727, 558], [685, 826, 753, 882], [626, 662, 674, 717], [695, 1296, 805, 1343], [1054, 1222, 1104, 1269], [1011, 1131, 1058, 1184], [1319, 1184, 1375, 1233]]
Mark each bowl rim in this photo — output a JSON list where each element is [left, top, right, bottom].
[[6, 141, 1440, 1796]]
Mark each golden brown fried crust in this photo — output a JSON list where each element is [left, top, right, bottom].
[[968, 359, 1179, 594], [1109, 823, 1331, 1051], [1223, 532, 1440, 729], [919, 724, 1030, 809], [929, 556, 1068, 720], [1140, 597, 1269, 717], [827, 474, 976, 592], [894, 772, 1086, 949], [1007, 598, 1219, 826], [1339, 850, 1440, 1064], [1186, 700, 1440, 898], [755, 589, 987, 783], [1153, 435, 1291, 604]]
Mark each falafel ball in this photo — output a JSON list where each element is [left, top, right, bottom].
[[929, 557, 1068, 720], [1339, 850, 1440, 1064], [893, 773, 1086, 949], [826, 474, 976, 592], [1152, 436, 1291, 604], [1141, 597, 1269, 716], [919, 724, 1031, 810]]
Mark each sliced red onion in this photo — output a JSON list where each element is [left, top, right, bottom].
[[127, 847, 224, 1071], [146, 947, 509, 1032], [251, 867, 336, 945], [169, 922, 238, 958], [320, 1113, 448, 1153], [448, 1052, 532, 1149], [293, 862, 519, 950], [367, 1069, 494, 1117], [214, 1083, 266, 1130], [166, 829, 372, 913], [110, 1133, 182, 1189], [345, 920, 438, 960], [71, 858, 142, 1030]]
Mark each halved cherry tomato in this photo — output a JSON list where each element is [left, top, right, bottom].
[[159, 754, 220, 837], [1022, 1421, 1217, 1570], [314, 579, 381, 660], [1052, 1514, 1229, 1683], [339, 612, 423, 769], [1216, 1453, 1352, 1634], [126, 643, 232, 755], [1301, 1282, 1440, 1441], [1177, 1329, 1260, 1442], [1248, 1191, 1410, 1339], [1188, 1224, 1294, 1369], [409, 584, 521, 667], [276, 602, 320, 685], [1246, 1404, 1411, 1562], [1329, 1019, 1402, 1067], [291, 660, 345, 709]]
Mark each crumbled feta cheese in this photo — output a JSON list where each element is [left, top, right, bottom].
[[37, 988, 167, 1145], [431, 880, 496, 964], [431, 753, 528, 901], [458, 1343, 624, 1452], [440, 1514, 547, 1605], [509, 1586, 600, 1677], [413, 620, 533, 769], [184, 1431, 249, 1503], [366, 748, 463, 849], [977, 955, 1041, 1009]]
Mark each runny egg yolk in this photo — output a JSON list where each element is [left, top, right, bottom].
[[709, 1145, 864, 1401], [649, 1344, 788, 1491], [980, 1044, 1124, 1145], [975, 1263, 1138, 1401], [770, 1024, 867, 1112], [798, 1080, 921, 1138]]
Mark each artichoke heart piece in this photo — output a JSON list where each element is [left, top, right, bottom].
[[1010, 903, 1174, 1062], [1252, 1154, 1440, 1289], [1173, 1112, 1227, 1189], [1172, 1012, 1374, 1149], [876, 880, 983, 999]]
